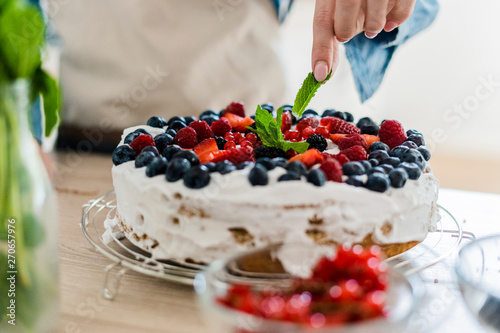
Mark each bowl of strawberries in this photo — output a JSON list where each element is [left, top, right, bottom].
[[195, 243, 423, 333]]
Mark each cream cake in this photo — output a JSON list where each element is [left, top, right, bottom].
[[106, 102, 440, 264]]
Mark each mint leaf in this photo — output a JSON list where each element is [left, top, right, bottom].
[[32, 68, 60, 136], [292, 71, 332, 117], [282, 141, 309, 154]]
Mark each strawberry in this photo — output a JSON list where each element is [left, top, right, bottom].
[[284, 130, 301, 142], [129, 134, 155, 155], [297, 117, 320, 134], [194, 138, 219, 163], [211, 118, 232, 137], [322, 117, 360, 135], [224, 101, 246, 117], [315, 126, 329, 138], [329, 133, 347, 144], [212, 146, 254, 165], [189, 120, 214, 143], [281, 111, 292, 132], [378, 120, 406, 149], [320, 158, 343, 182], [174, 127, 198, 148], [302, 126, 315, 140], [223, 113, 255, 132], [340, 145, 367, 161], [338, 134, 367, 151], [289, 149, 324, 169], [362, 134, 380, 148]]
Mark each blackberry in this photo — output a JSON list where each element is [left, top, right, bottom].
[[254, 146, 287, 159], [147, 116, 167, 128], [166, 158, 191, 182], [112, 145, 136, 165], [183, 165, 211, 189], [306, 134, 327, 152], [215, 136, 227, 150], [307, 169, 326, 186], [146, 157, 168, 177], [249, 165, 268, 186], [135, 151, 156, 168], [154, 133, 174, 152]]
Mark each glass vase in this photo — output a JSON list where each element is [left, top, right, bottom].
[[0, 80, 59, 332]]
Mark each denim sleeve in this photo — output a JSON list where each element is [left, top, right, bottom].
[[344, 0, 440, 102]]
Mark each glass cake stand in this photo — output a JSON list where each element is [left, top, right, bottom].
[[80, 190, 474, 300]]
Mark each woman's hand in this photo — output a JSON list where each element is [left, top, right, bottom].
[[312, 0, 417, 81]]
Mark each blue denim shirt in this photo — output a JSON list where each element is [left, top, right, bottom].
[[272, 0, 440, 102]]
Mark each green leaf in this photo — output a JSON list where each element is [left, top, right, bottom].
[[292, 71, 332, 117], [32, 69, 60, 136], [281, 141, 309, 154]]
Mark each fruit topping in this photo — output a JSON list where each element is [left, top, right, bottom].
[[129, 134, 155, 155], [112, 145, 136, 165], [378, 120, 407, 149], [319, 158, 343, 182], [306, 134, 328, 152], [174, 126, 198, 148]]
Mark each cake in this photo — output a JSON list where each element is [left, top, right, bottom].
[[107, 101, 440, 265]]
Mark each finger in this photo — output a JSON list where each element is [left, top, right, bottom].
[[364, 0, 389, 39], [385, 0, 416, 32], [334, 0, 362, 43], [312, 0, 336, 81]]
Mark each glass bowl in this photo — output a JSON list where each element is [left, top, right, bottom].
[[455, 235, 500, 332], [195, 243, 424, 333]]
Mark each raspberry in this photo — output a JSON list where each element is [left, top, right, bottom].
[[174, 127, 198, 148], [297, 117, 320, 134], [284, 130, 301, 142], [189, 120, 214, 143], [281, 111, 292, 133], [224, 101, 246, 117], [338, 134, 367, 151], [340, 145, 367, 161], [224, 141, 236, 149], [211, 118, 232, 137], [129, 134, 155, 155], [315, 126, 329, 138], [302, 126, 315, 139], [224, 132, 235, 142], [322, 117, 360, 135], [245, 132, 258, 145], [378, 120, 407, 149], [319, 158, 343, 182], [322, 152, 350, 165], [212, 146, 254, 165]]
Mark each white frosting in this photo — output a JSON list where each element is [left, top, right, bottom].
[[108, 125, 440, 263]]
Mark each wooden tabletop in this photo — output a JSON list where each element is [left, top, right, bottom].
[[54, 152, 500, 333]]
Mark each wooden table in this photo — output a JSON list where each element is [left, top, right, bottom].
[[55, 152, 500, 333]]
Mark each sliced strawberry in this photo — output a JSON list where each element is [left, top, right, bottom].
[[223, 114, 255, 132], [281, 111, 292, 133], [212, 146, 254, 165], [194, 138, 219, 163], [329, 133, 347, 144], [289, 149, 324, 169], [297, 117, 320, 134], [362, 134, 380, 148]]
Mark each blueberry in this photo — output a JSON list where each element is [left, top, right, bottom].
[[200, 115, 219, 126], [249, 165, 268, 186], [172, 150, 200, 166], [141, 146, 160, 156], [332, 111, 346, 120], [369, 159, 380, 167], [369, 141, 390, 153], [369, 166, 387, 175], [360, 160, 372, 171], [278, 172, 302, 182], [381, 157, 400, 168], [406, 129, 422, 137], [407, 134, 425, 147], [112, 145, 136, 165], [389, 145, 409, 158], [154, 133, 174, 152], [356, 117, 376, 128], [402, 141, 419, 149], [166, 129, 177, 137], [167, 116, 186, 127], [307, 169, 326, 186], [237, 161, 255, 170], [346, 175, 365, 187], [298, 114, 315, 122], [291, 113, 298, 125], [360, 124, 379, 136], [365, 173, 390, 192], [202, 162, 217, 173], [215, 137, 227, 150], [379, 164, 394, 173], [200, 110, 217, 119], [286, 161, 307, 177], [272, 157, 288, 168], [342, 112, 354, 123], [146, 157, 168, 177], [135, 151, 156, 168], [256, 157, 275, 171], [342, 162, 366, 176], [184, 116, 196, 126], [368, 150, 389, 162], [124, 131, 141, 144], [418, 147, 431, 161], [399, 162, 422, 180], [218, 110, 225, 118], [261, 103, 274, 113], [215, 161, 236, 174], [147, 116, 167, 128], [168, 120, 187, 132], [401, 149, 426, 170], [134, 128, 153, 136], [166, 158, 191, 182], [162, 145, 182, 160], [183, 165, 211, 189], [389, 168, 408, 188], [282, 104, 293, 112], [303, 109, 319, 117], [322, 109, 336, 117]]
